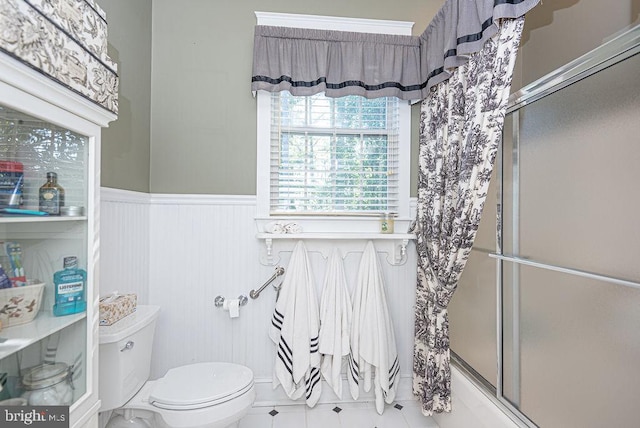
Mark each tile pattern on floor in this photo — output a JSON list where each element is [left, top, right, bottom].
[[239, 400, 439, 428]]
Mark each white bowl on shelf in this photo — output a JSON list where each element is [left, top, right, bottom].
[[0, 281, 45, 328]]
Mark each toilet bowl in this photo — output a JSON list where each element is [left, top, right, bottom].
[[106, 362, 255, 428], [99, 305, 255, 428]]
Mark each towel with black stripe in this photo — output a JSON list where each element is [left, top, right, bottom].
[[269, 241, 322, 406]]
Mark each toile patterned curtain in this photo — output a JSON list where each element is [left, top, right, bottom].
[[412, 17, 525, 416]]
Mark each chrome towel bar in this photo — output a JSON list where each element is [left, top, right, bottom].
[[250, 266, 285, 299]]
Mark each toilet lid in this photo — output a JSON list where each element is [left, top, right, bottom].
[[149, 362, 254, 410]]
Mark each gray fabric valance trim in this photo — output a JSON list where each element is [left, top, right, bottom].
[[251, 0, 540, 101], [419, 0, 540, 92], [251, 25, 423, 100]]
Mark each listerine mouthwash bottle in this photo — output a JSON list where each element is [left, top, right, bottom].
[[53, 256, 87, 316]]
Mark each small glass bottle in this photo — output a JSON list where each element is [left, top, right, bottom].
[[53, 256, 87, 317], [39, 172, 65, 215]]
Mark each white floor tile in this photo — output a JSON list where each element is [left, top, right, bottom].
[[401, 405, 440, 428], [245, 400, 441, 428], [338, 406, 375, 428], [371, 406, 410, 428], [238, 413, 273, 428], [272, 410, 306, 428], [306, 406, 341, 428]]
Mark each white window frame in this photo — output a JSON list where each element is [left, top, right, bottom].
[[255, 12, 413, 234]]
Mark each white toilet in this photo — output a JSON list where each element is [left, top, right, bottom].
[[99, 305, 255, 428]]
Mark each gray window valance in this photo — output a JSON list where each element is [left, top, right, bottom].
[[251, 0, 540, 101], [251, 26, 422, 100]]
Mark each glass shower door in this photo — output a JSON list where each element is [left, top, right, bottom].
[[450, 24, 640, 428], [499, 39, 640, 428]]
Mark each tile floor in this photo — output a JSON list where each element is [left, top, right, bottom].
[[239, 400, 439, 428]]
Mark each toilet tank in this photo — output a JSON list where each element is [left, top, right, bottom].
[[98, 305, 160, 412]]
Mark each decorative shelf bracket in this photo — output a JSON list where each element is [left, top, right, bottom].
[[387, 238, 411, 265], [261, 237, 280, 266]]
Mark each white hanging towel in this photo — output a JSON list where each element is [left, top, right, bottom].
[[348, 241, 400, 414], [269, 241, 322, 407], [319, 248, 352, 399]]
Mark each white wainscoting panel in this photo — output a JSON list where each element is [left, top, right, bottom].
[[100, 191, 419, 405], [100, 188, 151, 303]]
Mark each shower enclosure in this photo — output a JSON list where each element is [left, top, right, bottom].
[[448, 25, 640, 428]]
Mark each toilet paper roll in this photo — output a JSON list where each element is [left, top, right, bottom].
[[223, 299, 240, 318]]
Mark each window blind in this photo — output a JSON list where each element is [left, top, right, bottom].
[[269, 92, 400, 215]]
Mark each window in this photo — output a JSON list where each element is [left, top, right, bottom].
[[270, 92, 400, 215], [255, 12, 412, 233]]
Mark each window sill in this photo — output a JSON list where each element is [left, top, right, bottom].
[[256, 232, 416, 266]]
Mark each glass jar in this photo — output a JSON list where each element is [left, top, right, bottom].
[[20, 362, 73, 405], [379, 212, 395, 234]]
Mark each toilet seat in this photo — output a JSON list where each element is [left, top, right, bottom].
[[149, 362, 254, 410]]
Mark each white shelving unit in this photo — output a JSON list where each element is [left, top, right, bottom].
[[0, 48, 115, 428], [0, 216, 88, 224], [0, 312, 85, 360]]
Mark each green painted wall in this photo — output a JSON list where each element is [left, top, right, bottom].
[[99, 0, 640, 195], [148, 0, 442, 195], [99, 0, 153, 193]]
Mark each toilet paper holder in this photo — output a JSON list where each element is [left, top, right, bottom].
[[215, 295, 248, 318], [214, 295, 248, 308]]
